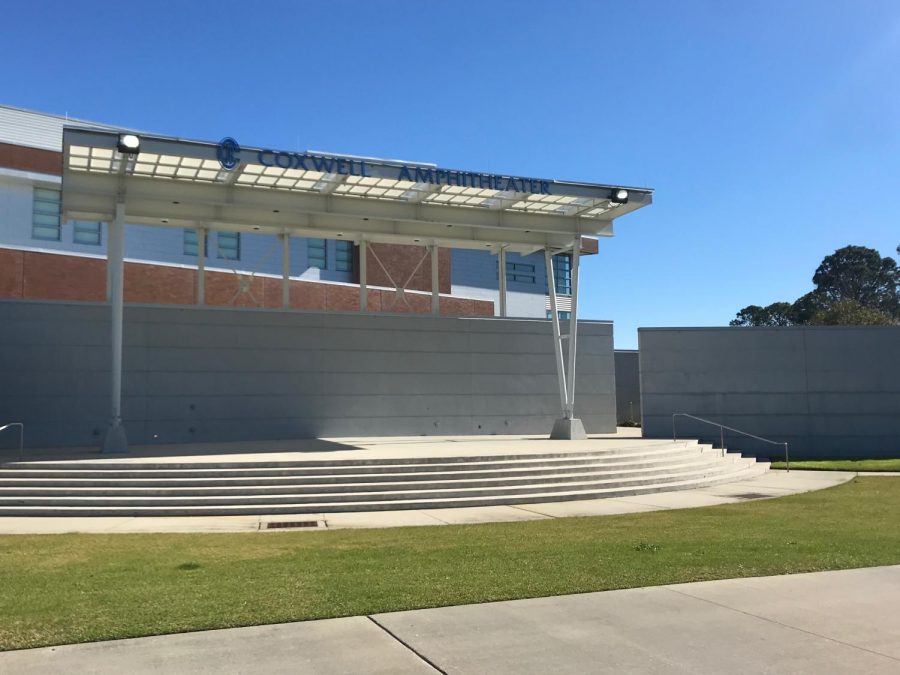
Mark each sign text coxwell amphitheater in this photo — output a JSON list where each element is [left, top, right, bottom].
[[217, 137, 553, 195]]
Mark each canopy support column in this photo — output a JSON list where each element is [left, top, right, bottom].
[[359, 240, 367, 311], [430, 243, 439, 315], [281, 233, 290, 309], [546, 245, 587, 440], [565, 244, 581, 416], [498, 245, 508, 317], [196, 226, 206, 305], [101, 202, 128, 453]]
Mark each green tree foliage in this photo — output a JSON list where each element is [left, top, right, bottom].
[[810, 299, 895, 326], [731, 245, 899, 326], [729, 302, 795, 327], [812, 245, 899, 316]]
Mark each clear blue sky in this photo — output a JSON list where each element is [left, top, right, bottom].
[[3, 1, 898, 348]]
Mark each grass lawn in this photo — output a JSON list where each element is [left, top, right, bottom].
[[1, 477, 899, 651], [772, 459, 900, 472]]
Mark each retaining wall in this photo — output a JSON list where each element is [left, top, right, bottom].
[[639, 326, 900, 459], [0, 301, 616, 448]]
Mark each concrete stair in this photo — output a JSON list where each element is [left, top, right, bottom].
[[0, 441, 768, 516]]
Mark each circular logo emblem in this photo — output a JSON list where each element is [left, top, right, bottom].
[[217, 137, 241, 170]]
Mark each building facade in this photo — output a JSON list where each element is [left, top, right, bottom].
[[0, 104, 584, 317]]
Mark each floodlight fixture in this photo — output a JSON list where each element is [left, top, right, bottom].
[[117, 134, 141, 154], [610, 188, 629, 204]]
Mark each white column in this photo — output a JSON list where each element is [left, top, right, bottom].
[[565, 244, 581, 417], [196, 226, 206, 305], [498, 245, 508, 317], [106, 223, 112, 302], [102, 203, 127, 453], [545, 249, 568, 415], [359, 240, 368, 311], [281, 233, 290, 309], [430, 243, 440, 315]]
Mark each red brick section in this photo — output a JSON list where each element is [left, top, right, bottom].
[[360, 243, 451, 294], [0, 248, 495, 317], [0, 143, 62, 176], [0, 248, 24, 298], [24, 251, 105, 301]]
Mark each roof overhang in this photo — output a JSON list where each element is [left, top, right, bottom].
[[61, 127, 652, 254]]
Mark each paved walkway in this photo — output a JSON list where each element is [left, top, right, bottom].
[[0, 469, 853, 534], [2, 565, 898, 673]]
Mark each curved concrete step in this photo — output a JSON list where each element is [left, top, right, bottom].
[[0, 462, 769, 517], [0, 446, 711, 480], [0, 460, 760, 509], [0, 452, 729, 489], [0, 457, 739, 497], [0, 441, 700, 471]]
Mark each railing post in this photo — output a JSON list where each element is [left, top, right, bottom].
[[720, 426, 725, 458], [785, 443, 790, 472]]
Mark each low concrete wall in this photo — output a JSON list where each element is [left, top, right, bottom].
[[639, 326, 900, 459], [0, 301, 615, 448], [614, 350, 641, 424]]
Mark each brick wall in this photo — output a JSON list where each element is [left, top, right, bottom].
[[359, 243, 451, 294], [0, 247, 494, 317], [0, 142, 61, 176]]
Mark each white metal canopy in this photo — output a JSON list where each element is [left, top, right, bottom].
[[61, 127, 651, 254], [58, 126, 653, 451]]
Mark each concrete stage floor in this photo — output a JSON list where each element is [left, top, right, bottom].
[[1, 429, 653, 464]]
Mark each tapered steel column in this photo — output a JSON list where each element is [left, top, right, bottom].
[[102, 202, 128, 453]]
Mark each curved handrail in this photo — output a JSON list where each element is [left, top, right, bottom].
[[672, 413, 789, 472], [0, 422, 24, 458]]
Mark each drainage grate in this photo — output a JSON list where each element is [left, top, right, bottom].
[[265, 520, 321, 530], [730, 492, 773, 500]]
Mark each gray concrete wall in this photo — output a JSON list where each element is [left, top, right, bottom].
[[614, 350, 641, 424], [0, 300, 616, 448], [639, 326, 900, 459]]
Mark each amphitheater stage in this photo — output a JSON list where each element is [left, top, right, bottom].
[[0, 429, 828, 530]]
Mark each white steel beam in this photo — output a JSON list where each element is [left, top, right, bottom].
[[281, 232, 290, 309], [359, 239, 368, 311], [498, 245, 508, 317], [196, 226, 206, 305], [565, 245, 581, 416], [431, 243, 439, 315], [544, 249, 568, 416], [101, 202, 127, 453]]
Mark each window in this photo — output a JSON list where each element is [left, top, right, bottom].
[[335, 240, 352, 272], [183, 229, 206, 256], [504, 261, 535, 284], [546, 310, 572, 321], [217, 232, 240, 261], [73, 221, 101, 246], [553, 254, 572, 295], [308, 238, 326, 269], [32, 188, 61, 241], [183, 229, 240, 260]]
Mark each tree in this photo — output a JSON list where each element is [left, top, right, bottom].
[[810, 299, 895, 326], [731, 245, 899, 326], [812, 245, 899, 318], [729, 302, 795, 326], [789, 291, 827, 324]]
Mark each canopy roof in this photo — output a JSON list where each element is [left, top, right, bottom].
[[62, 127, 652, 254]]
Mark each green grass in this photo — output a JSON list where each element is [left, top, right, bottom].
[[1, 477, 899, 651], [772, 459, 900, 472]]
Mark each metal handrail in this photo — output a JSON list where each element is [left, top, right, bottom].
[[672, 413, 789, 472], [0, 422, 24, 457]]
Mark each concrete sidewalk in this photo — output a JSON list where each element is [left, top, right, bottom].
[[2, 565, 898, 673], [0, 469, 854, 534]]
